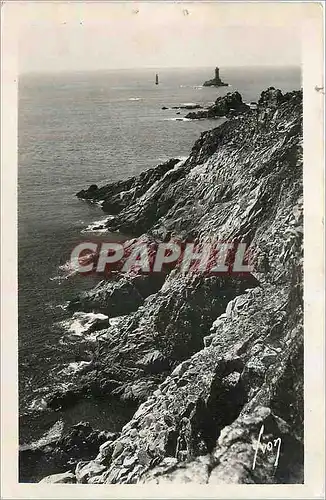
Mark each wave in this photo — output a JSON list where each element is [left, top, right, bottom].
[[154, 156, 173, 163], [27, 397, 48, 413], [164, 117, 191, 122], [58, 360, 94, 376], [109, 316, 126, 327], [153, 156, 187, 168], [179, 85, 203, 90], [246, 101, 258, 109], [59, 315, 127, 344], [50, 257, 82, 281], [20, 420, 64, 451], [128, 97, 142, 101], [81, 216, 113, 233], [46, 302, 69, 312], [176, 156, 189, 164], [59, 311, 109, 338]]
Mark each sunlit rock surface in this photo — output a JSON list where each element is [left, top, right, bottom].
[[36, 88, 303, 484]]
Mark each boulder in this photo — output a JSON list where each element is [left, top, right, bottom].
[[75, 460, 106, 483]]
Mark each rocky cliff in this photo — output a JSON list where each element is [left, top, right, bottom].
[[35, 87, 303, 484]]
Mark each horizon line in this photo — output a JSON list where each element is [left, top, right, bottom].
[[20, 64, 302, 76]]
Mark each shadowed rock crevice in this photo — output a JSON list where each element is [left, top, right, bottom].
[[189, 366, 247, 456]]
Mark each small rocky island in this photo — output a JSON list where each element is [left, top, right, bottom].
[[203, 67, 229, 87], [185, 91, 249, 119]]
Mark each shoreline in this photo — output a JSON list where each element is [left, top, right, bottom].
[[19, 87, 303, 484]]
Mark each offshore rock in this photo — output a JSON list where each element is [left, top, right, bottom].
[[203, 67, 229, 87], [185, 92, 250, 120], [162, 104, 202, 110]]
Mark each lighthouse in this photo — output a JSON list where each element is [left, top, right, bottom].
[[203, 67, 229, 87]]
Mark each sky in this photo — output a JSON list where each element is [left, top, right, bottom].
[[16, 2, 307, 73]]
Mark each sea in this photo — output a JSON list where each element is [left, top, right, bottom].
[[18, 66, 301, 448]]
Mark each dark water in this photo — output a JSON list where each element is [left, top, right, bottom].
[[18, 66, 301, 444]]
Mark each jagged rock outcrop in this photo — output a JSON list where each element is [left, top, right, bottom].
[[76, 158, 180, 216], [185, 91, 250, 120], [162, 104, 202, 111], [46, 273, 258, 412], [35, 87, 303, 484], [203, 67, 229, 87], [67, 271, 166, 317]]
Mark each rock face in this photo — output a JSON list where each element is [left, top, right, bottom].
[[203, 67, 229, 87], [185, 92, 250, 120], [20, 422, 118, 483], [76, 158, 180, 215], [67, 272, 166, 317], [36, 87, 303, 484]]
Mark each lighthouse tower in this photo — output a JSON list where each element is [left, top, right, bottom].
[[203, 66, 228, 87]]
